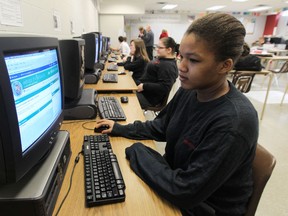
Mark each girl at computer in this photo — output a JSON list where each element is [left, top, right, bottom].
[[117, 39, 150, 85], [96, 13, 258, 216], [136, 36, 178, 109]]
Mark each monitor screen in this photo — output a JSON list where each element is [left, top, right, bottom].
[[99, 34, 103, 57], [4, 48, 62, 153], [95, 37, 99, 64]]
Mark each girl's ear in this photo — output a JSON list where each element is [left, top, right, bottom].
[[219, 58, 233, 74], [167, 47, 173, 55]]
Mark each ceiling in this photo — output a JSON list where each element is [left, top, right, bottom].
[[140, 0, 288, 14]]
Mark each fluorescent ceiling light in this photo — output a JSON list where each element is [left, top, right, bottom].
[[162, 4, 178, 10], [249, 6, 271, 12], [206, 5, 226, 11], [232, 0, 248, 2]]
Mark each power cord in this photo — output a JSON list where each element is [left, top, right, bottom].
[[54, 150, 83, 216]]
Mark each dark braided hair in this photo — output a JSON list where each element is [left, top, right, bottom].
[[185, 13, 246, 63]]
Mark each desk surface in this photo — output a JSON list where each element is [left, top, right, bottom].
[[259, 55, 288, 60], [54, 93, 180, 216], [85, 64, 138, 93]]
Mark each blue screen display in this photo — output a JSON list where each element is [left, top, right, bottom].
[[5, 49, 62, 153]]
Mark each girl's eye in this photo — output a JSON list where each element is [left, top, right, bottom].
[[189, 58, 199, 63]]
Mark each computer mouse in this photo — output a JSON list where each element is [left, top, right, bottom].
[[120, 96, 128, 103], [94, 125, 109, 133]]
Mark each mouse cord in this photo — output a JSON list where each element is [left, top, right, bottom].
[[81, 120, 96, 130], [54, 150, 83, 216]]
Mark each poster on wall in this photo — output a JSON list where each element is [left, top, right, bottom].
[[0, 0, 23, 26], [238, 17, 256, 34], [53, 10, 61, 31]]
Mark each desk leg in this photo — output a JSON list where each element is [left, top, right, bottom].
[[260, 73, 273, 120], [280, 83, 288, 106]]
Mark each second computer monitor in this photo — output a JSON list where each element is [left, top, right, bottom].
[[81, 32, 100, 72], [59, 38, 85, 107]]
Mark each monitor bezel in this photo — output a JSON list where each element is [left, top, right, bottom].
[[0, 35, 64, 183]]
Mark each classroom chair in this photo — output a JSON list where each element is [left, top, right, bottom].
[[232, 71, 256, 93], [268, 60, 288, 87], [245, 144, 276, 216]]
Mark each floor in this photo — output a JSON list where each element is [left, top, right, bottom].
[[144, 73, 288, 216]]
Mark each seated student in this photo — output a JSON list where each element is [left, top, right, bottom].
[[136, 36, 178, 109], [110, 36, 130, 57], [117, 39, 150, 85], [95, 13, 259, 216], [234, 42, 262, 71]]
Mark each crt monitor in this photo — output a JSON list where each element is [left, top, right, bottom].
[[99, 32, 103, 58], [59, 38, 85, 107], [102, 36, 110, 55], [0, 35, 64, 184], [81, 32, 100, 72]]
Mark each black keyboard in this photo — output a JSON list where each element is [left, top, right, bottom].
[[83, 134, 126, 207], [97, 96, 126, 121], [107, 64, 118, 71], [107, 57, 117, 62], [102, 74, 118, 83]]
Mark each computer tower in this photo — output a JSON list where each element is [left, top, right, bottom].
[[0, 131, 71, 216]]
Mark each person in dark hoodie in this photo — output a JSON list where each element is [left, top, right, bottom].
[[117, 39, 150, 85], [95, 13, 258, 216]]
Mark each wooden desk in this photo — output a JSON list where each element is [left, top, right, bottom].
[[85, 65, 138, 93], [54, 93, 180, 216], [259, 56, 288, 70], [267, 49, 288, 56]]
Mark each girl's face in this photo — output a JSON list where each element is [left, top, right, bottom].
[[178, 33, 231, 90], [156, 40, 171, 58], [130, 41, 136, 55]]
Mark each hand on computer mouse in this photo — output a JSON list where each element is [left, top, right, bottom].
[[95, 119, 115, 134]]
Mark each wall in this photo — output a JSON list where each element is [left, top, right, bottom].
[[0, 0, 99, 39], [276, 14, 288, 40], [124, 14, 267, 47], [99, 15, 125, 47]]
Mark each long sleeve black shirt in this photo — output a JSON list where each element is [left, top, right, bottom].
[[111, 82, 259, 216], [117, 56, 148, 85], [139, 57, 178, 106]]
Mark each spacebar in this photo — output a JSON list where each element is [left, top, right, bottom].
[[112, 161, 123, 180]]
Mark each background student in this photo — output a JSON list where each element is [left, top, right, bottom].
[[139, 25, 154, 60], [159, 29, 169, 39], [110, 36, 130, 57], [234, 42, 262, 71], [95, 13, 258, 216], [136, 36, 178, 109], [117, 39, 150, 85]]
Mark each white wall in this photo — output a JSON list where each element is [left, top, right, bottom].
[[125, 14, 191, 45], [125, 14, 267, 46], [99, 15, 125, 47], [276, 14, 288, 40], [0, 0, 99, 39]]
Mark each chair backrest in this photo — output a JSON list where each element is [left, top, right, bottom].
[[245, 144, 276, 216], [232, 71, 256, 93], [145, 93, 169, 113], [278, 60, 288, 73], [270, 60, 288, 74]]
